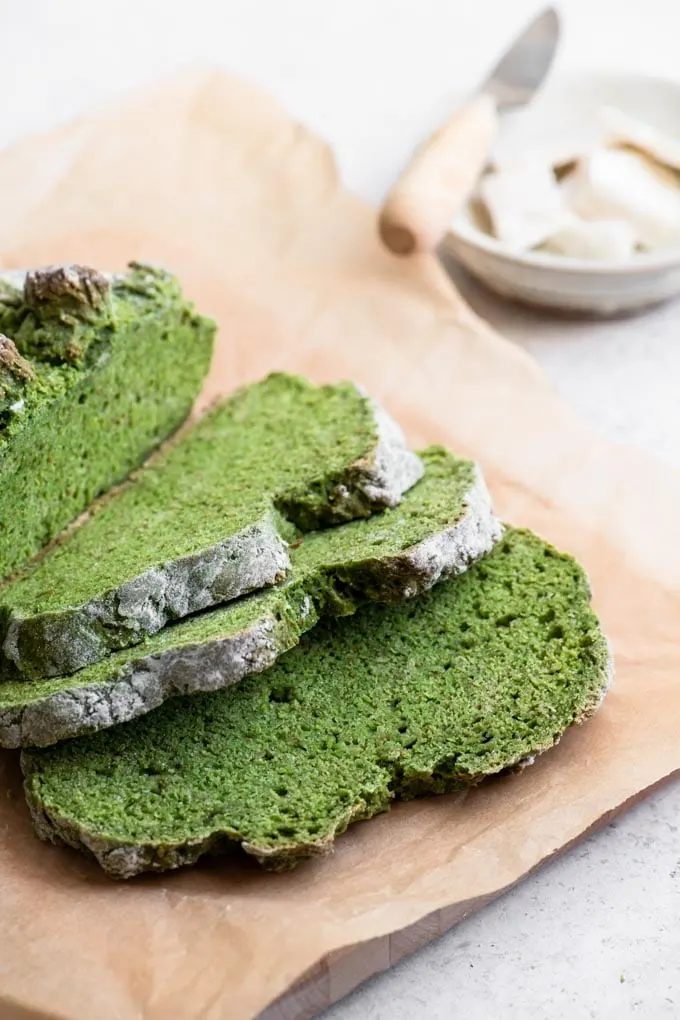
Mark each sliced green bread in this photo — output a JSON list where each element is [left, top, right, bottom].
[[0, 373, 423, 682], [0, 262, 215, 582], [0, 448, 500, 747], [22, 528, 612, 878]]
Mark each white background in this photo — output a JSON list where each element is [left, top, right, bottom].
[[4, 2, 680, 1017]]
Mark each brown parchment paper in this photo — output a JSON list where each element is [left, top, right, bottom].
[[0, 69, 679, 1020]]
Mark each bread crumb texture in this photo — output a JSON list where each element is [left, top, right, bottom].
[[22, 528, 611, 877]]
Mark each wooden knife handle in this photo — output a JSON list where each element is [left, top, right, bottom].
[[378, 93, 498, 256]]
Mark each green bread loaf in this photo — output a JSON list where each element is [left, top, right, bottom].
[[0, 448, 500, 746], [0, 373, 423, 682], [22, 528, 612, 878], [0, 262, 215, 582]]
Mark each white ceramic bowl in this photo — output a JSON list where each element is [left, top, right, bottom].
[[444, 71, 680, 316]]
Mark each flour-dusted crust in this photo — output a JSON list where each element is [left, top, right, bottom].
[[3, 614, 292, 749], [576, 635, 615, 720], [358, 397, 424, 507], [3, 462, 499, 748], [358, 465, 501, 600], [1, 518, 290, 680]]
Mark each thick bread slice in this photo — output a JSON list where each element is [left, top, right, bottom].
[[22, 528, 612, 878], [0, 373, 423, 681], [1, 448, 498, 746], [0, 262, 215, 582]]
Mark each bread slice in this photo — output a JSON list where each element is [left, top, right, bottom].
[[1, 448, 498, 747], [0, 373, 423, 682], [22, 528, 612, 878], [0, 262, 214, 582]]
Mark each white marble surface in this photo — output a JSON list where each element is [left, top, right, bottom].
[[5, 2, 680, 1017]]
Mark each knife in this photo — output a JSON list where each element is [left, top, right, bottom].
[[378, 7, 560, 256]]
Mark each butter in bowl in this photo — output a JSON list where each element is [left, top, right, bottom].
[[446, 72, 680, 315]]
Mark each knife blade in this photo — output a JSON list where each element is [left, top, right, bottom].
[[378, 7, 561, 256], [482, 6, 560, 111]]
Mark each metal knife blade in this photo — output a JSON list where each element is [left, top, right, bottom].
[[378, 7, 561, 255], [481, 6, 560, 111]]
